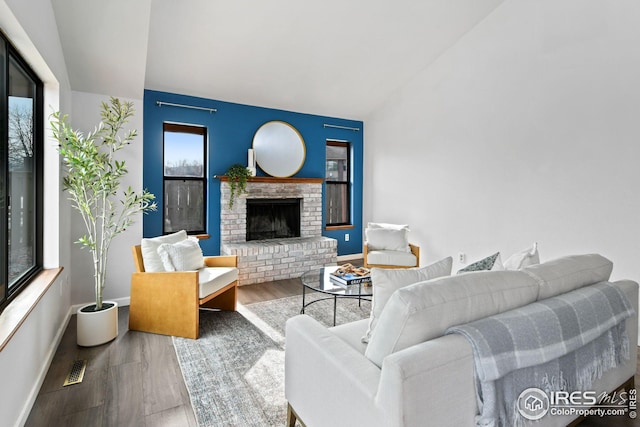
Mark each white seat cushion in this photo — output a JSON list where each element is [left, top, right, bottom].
[[329, 319, 369, 355], [198, 267, 239, 299], [366, 249, 417, 267]]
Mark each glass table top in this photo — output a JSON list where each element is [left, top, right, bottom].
[[300, 266, 373, 297]]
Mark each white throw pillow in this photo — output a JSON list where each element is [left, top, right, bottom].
[[362, 256, 453, 343], [157, 237, 205, 271], [366, 227, 410, 252], [504, 243, 540, 270], [140, 230, 188, 272], [457, 252, 501, 274], [367, 222, 410, 231]]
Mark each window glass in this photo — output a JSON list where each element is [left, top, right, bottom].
[[164, 180, 204, 233], [163, 131, 204, 177], [8, 57, 36, 287]]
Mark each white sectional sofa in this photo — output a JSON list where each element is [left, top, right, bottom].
[[285, 254, 638, 427]]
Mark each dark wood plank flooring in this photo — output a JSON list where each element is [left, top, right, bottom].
[[25, 276, 640, 427]]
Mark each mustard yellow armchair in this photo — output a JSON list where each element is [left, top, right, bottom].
[[129, 245, 238, 339]]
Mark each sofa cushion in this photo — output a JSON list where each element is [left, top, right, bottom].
[[362, 257, 452, 343], [366, 250, 417, 267], [198, 267, 238, 299], [330, 318, 369, 355], [524, 253, 613, 300], [157, 237, 205, 271], [364, 270, 539, 367], [140, 230, 187, 272]]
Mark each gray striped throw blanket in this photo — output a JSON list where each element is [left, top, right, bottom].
[[446, 282, 634, 427]]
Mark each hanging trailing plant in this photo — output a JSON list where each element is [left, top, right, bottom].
[[225, 163, 253, 209]]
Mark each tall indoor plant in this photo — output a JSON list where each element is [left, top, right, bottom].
[[51, 97, 156, 346]]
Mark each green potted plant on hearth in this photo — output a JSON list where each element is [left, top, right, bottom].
[[224, 163, 253, 209], [51, 97, 157, 347]]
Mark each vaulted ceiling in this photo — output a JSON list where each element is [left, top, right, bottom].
[[51, 0, 505, 119]]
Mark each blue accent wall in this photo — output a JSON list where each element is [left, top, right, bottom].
[[143, 90, 363, 256]]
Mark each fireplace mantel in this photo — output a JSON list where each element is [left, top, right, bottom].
[[216, 176, 323, 184]]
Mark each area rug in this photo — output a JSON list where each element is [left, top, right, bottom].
[[172, 294, 371, 427]]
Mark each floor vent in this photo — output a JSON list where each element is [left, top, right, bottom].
[[63, 360, 87, 386]]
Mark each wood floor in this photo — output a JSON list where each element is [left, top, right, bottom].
[[26, 276, 639, 427]]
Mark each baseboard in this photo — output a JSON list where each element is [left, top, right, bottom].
[[337, 253, 363, 262]]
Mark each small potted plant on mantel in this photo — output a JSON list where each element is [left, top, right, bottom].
[[51, 97, 156, 347], [224, 163, 253, 209]]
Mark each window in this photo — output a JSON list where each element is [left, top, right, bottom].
[[325, 141, 350, 226], [163, 123, 206, 234], [0, 31, 44, 312]]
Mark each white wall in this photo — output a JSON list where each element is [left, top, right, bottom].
[[0, 1, 72, 426], [67, 91, 146, 306], [365, 1, 640, 295]]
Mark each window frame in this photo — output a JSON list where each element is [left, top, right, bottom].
[[325, 140, 351, 227], [0, 30, 44, 313], [162, 122, 207, 235]]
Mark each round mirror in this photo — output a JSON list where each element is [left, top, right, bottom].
[[253, 121, 306, 177]]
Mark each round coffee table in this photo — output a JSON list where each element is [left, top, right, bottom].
[[300, 266, 373, 326]]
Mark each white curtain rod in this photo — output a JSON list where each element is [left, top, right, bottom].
[[323, 123, 360, 132], [156, 101, 217, 113]]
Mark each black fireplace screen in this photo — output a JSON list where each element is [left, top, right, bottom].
[[246, 198, 301, 241]]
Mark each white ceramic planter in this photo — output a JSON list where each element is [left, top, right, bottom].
[[76, 301, 118, 347]]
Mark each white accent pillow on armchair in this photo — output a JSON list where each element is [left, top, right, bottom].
[[365, 227, 410, 253], [157, 236, 205, 271]]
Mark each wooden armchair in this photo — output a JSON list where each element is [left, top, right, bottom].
[[129, 245, 238, 339], [363, 243, 420, 269]]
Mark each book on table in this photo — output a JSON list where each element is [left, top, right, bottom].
[[329, 272, 371, 286]]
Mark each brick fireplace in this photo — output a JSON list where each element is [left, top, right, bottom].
[[219, 177, 337, 285]]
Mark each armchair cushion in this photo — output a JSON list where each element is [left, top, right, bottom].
[[367, 222, 409, 230], [199, 267, 239, 299], [362, 257, 453, 343], [157, 236, 205, 271], [140, 230, 187, 272], [366, 250, 417, 267], [365, 227, 410, 252]]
